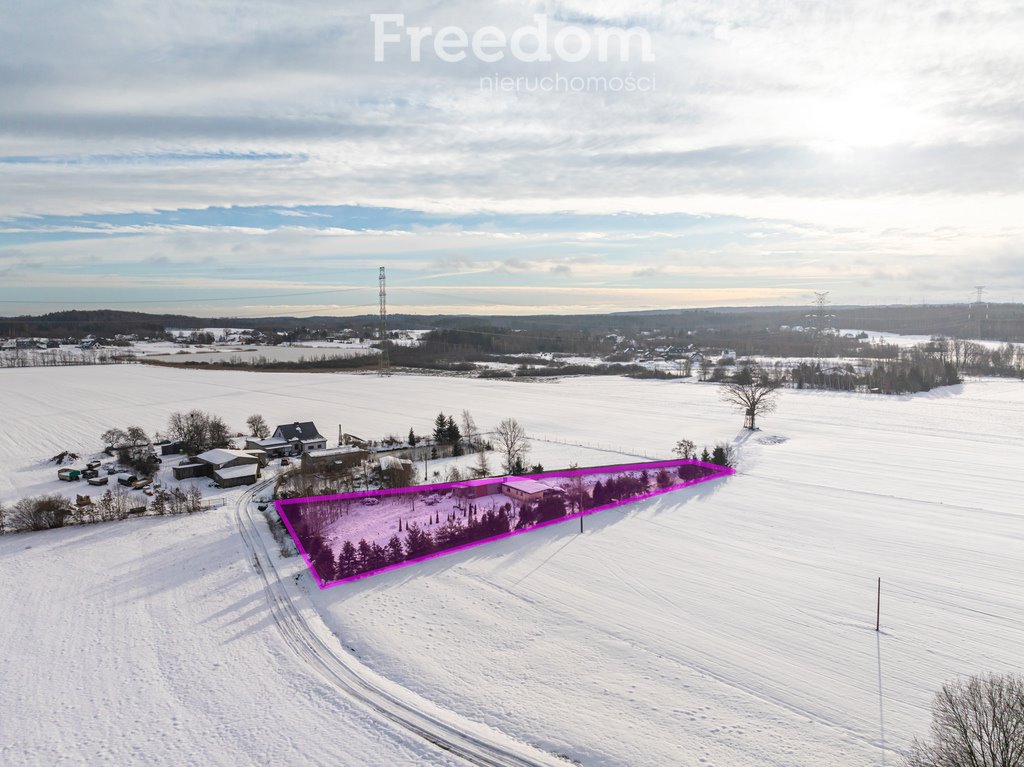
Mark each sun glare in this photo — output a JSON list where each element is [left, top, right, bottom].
[[808, 89, 925, 151]]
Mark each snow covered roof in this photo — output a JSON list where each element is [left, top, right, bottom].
[[306, 446, 365, 458], [248, 437, 289, 448], [502, 478, 554, 495], [378, 455, 412, 469], [214, 464, 259, 480], [274, 421, 323, 441], [196, 448, 258, 466]]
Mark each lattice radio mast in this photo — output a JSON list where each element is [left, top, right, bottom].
[[378, 266, 390, 376]]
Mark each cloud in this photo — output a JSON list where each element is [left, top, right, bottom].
[[1, 0, 1022, 312]]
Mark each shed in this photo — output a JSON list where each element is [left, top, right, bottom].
[[213, 463, 260, 488], [172, 462, 207, 481]]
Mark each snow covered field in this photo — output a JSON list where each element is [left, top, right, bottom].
[[1, 364, 1022, 766]]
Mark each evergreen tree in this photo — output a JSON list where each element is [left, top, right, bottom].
[[535, 495, 566, 522], [386, 535, 404, 564], [655, 468, 672, 488], [404, 524, 434, 558], [605, 476, 619, 500], [356, 539, 373, 572], [306, 533, 326, 560], [711, 444, 736, 468], [494, 507, 511, 534], [434, 517, 465, 549], [336, 540, 358, 578], [592, 480, 605, 505], [444, 415, 461, 445], [700, 447, 711, 463], [368, 543, 388, 571], [313, 546, 337, 582], [432, 413, 448, 444], [515, 503, 537, 529], [408, 427, 418, 446]]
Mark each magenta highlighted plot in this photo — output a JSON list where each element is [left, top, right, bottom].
[[275, 459, 734, 588]]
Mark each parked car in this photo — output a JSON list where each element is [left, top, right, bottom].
[[86, 476, 109, 486], [81, 468, 99, 479], [257, 504, 267, 512], [106, 466, 117, 475], [86, 460, 102, 470], [361, 497, 379, 506], [280, 457, 291, 466]]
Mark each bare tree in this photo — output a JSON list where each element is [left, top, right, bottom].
[[673, 439, 697, 459], [167, 409, 231, 454], [460, 409, 477, 449], [8, 494, 74, 532], [494, 418, 530, 474], [719, 368, 783, 430], [904, 673, 1024, 767], [246, 414, 270, 439], [699, 357, 713, 382], [473, 448, 491, 478], [0, 502, 6, 534]]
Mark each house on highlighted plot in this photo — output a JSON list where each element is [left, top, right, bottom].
[[171, 448, 262, 487], [501, 478, 562, 504], [453, 479, 504, 500], [271, 422, 327, 454], [453, 476, 563, 504]]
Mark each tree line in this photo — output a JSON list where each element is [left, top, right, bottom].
[[0, 485, 206, 534], [297, 463, 721, 581]]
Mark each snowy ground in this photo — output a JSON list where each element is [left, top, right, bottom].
[[1, 365, 1023, 766]]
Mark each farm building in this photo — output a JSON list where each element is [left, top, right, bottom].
[[212, 463, 260, 488], [300, 445, 369, 471], [171, 461, 207, 481], [171, 448, 262, 487], [244, 437, 292, 458], [272, 422, 327, 453]]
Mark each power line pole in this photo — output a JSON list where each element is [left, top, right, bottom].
[[875, 577, 881, 632], [378, 266, 390, 376], [970, 285, 987, 339], [807, 291, 832, 360]]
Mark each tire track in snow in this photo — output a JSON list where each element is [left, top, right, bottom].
[[234, 481, 573, 767]]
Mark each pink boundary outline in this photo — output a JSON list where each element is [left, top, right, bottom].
[[273, 459, 734, 589]]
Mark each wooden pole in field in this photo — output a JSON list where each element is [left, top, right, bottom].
[[876, 577, 881, 632]]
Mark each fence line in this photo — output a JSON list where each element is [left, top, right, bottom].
[[532, 434, 658, 461]]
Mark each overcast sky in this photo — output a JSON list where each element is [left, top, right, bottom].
[[1, 0, 1022, 317]]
